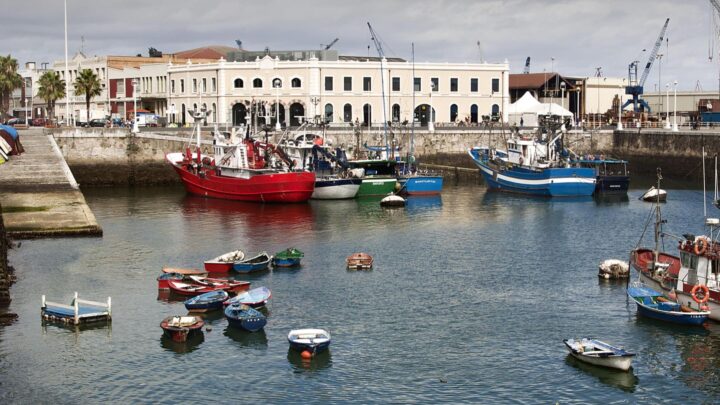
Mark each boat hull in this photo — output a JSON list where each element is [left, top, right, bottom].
[[468, 149, 596, 197], [635, 302, 708, 325], [166, 153, 315, 203], [160, 317, 204, 343], [567, 351, 634, 371], [595, 175, 630, 194], [311, 178, 362, 199], [357, 177, 398, 196], [203, 262, 234, 273], [233, 260, 270, 273], [398, 176, 444, 195], [224, 305, 267, 332], [272, 257, 301, 267]]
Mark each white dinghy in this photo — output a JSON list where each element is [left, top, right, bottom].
[[563, 338, 635, 371]]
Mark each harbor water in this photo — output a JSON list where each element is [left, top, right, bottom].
[[2, 183, 720, 403]]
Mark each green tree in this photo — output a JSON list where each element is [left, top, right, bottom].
[[0, 55, 24, 122], [37, 71, 66, 122], [73, 68, 102, 124]]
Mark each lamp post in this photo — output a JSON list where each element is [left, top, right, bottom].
[[428, 81, 435, 132], [664, 83, 671, 129], [617, 86, 623, 131], [560, 81, 566, 111], [132, 78, 139, 133], [310, 96, 320, 124], [64, 0, 70, 127], [273, 78, 281, 131], [672, 80, 678, 132]]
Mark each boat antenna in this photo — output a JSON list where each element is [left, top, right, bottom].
[[367, 22, 389, 160], [410, 42, 415, 173], [703, 146, 707, 220]]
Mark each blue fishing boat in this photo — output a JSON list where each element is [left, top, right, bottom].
[[627, 282, 710, 325], [224, 303, 267, 332], [287, 328, 331, 356], [225, 286, 272, 308], [184, 290, 229, 312], [397, 173, 444, 195], [272, 247, 304, 267], [233, 252, 271, 273]]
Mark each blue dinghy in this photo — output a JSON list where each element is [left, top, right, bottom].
[[233, 252, 271, 273], [225, 286, 271, 308], [224, 303, 267, 332], [627, 282, 710, 325], [184, 290, 229, 312]]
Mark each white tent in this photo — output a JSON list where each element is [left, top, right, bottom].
[[508, 91, 573, 127]]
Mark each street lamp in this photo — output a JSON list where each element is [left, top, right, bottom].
[[672, 80, 678, 132], [560, 81, 566, 111], [64, 0, 70, 127], [310, 96, 320, 124], [428, 81, 435, 132], [664, 83, 671, 129], [132, 78, 139, 133], [273, 78, 281, 130]]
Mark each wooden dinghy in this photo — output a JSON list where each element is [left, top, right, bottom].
[[184, 290, 229, 312], [204, 250, 245, 273], [233, 252, 272, 273], [224, 303, 267, 332], [162, 267, 207, 276], [160, 315, 204, 342], [225, 286, 272, 308], [346, 253, 373, 270], [288, 328, 331, 357], [563, 338, 635, 371]]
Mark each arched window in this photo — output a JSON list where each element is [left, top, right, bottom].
[[234, 78, 244, 88], [202, 103, 208, 125], [471, 104, 478, 123], [211, 103, 217, 123], [324, 103, 334, 123], [343, 103, 352, 122], [291, 78, 301, 88], [272, 78, 282, 88], [392, 104, 400, 122], [170, 103, 176, 123], [491, 104, 500, 119], [253, 78, 263, 88], [450, 104, 458, 122]]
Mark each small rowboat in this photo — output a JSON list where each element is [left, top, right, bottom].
[[627, 281, 710, 325], [288, 328, 331, 356], [563, 338, 635, 371], [188, 276, 250, 294], [641, 186, 667, 202], [272, 247, 304, 267], [225, 286, 271, 308], [167, 280, 223, 296], [184, 290, 229, 312], [346, 253, 373, 270], [224, 303, 267, 332], [204, 250, 245, 273], [160, 315, 204, 342], [162, 267, 207, 276], [157, 272, 185, 290], [233, 252, 272, 273]]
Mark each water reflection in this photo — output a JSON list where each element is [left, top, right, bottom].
[[196, 309, 225, 325], [594, 193, 630, 205], [287, 348, 332, 372], [565, 354, 639, 392], [160, 333, 204, 354], [405, 195, 443, 214], [41, 320, 113, 335], [223, 327, 268, 348]]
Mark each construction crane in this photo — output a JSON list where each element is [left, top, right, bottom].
[[366, 22, 389, 156], [321, 38, 339, 50], [523, 57, 531, 74], [623, 18, 670, 112]]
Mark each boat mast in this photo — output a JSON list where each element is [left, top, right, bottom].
[[367, 22, 389, 160], [410, 42, 416, 172], [654, 167, 663, 263]]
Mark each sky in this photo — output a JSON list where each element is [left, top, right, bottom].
[[3, 0, 720, 92]]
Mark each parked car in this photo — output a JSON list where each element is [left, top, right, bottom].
[[5, 118, 20, 126], [88, 119, 107, 127]]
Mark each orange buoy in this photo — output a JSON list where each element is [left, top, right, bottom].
[[301, 350, 313, 359]]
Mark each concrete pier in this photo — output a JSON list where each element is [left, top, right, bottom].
[[0, 129, 102, 238]]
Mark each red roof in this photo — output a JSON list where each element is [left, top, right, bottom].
[[173, 46, 237, 60]]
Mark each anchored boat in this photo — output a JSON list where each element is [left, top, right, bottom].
[[224, 304, 267, 332], [627, 281, 709, 325], [233, 251, 272, 273], [160, 315, 204, 342], [272, 247, 304, 267], [563, 338, 635, 371], [288, 328, 331, 356]]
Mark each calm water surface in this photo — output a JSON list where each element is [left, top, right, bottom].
[[2, 182, 720, 403]]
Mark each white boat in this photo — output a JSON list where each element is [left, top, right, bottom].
[[598, 259, 629, 279], [312, 176, 362, 199], [287, 328, 331, 355], [563, 338, 635, 371], [380, 194, 406, 207], [641, 186, 667, 202]]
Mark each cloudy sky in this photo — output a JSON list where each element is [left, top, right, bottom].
[[3, 0, 719, 91]]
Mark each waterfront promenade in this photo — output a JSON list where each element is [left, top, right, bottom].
[[0, 129, 102, 238]]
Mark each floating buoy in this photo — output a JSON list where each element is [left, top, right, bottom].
[[380, 194, 406, 207], [301, 350, 313, 359]]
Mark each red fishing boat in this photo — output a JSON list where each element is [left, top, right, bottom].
[[166, 108, 315, 203]]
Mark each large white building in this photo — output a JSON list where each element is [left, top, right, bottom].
[[166, 50, 510, 128]]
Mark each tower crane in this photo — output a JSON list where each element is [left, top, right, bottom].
[[321, 38, 339, 50], [366, 22, 389, 157], [623, 18, 670, 112]]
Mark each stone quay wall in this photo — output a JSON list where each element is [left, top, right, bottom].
[[0, 203, 11, 306], [47, 126, 720, 184]]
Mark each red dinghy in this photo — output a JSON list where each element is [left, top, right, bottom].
[[162, 267, 207, 276], [160, 315, 204, 342], [346, 252, 374, 270], [188, 276, 251, 294], [167, 280, 224, 296], [204, 250, 245, 273]]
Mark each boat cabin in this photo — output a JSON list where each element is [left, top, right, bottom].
[[677, 233, 720, 296], [505, 138, 549, 168]]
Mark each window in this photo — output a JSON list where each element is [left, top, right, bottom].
[[272, 78, 282, 88], [414, 77, 421, 92], [192, 78, 197, 93], [392, 77, 400, 91], [363, 104, 372, 125], [471, 104, 478, 123], [291, 78, 301, 88], [212, 103, 217, 123], [170, 80, 175, 94], [450, 104, 458, 122], [253, 78, 263, 88], [363, 77, 371, 91], [234, 78, 244, 88], [451, 78, 458, 92], [343, 104, 352, 122], [180, 79, 184, 93], [211, 78, 216, 92], [324, 103, 333, 122], [431, 77, 438, 92], [202, 78, 207, 93], [492, 104, 500, 118], [344, 76, 352, 91], [392, 104, 400, 122], [325, 76, 333, 91], [470, 78, 478, 92], [492, 78, 500, 93], [117, 80, 125, 97]]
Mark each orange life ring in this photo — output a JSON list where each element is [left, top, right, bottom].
[[691, 284, 710, 304], [694, 237, 708, 255]]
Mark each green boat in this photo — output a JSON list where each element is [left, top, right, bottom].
[[272, 247, 304, 267], [347, 160, 398, 197]]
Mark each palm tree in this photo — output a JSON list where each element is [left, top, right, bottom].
[[73, 68, 102, 124], [0, 55, 24, 122], [37, 71, 65, 123]]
